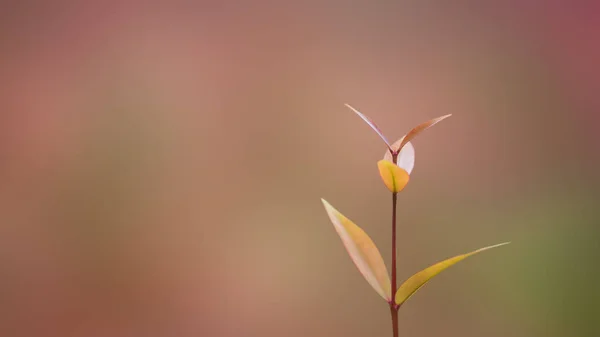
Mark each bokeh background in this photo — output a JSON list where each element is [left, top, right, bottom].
[[1, 1, 599, 337]]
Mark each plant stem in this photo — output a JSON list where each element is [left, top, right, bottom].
[[391, 191, 398, 295], [390, 152, 399, 337], [390, 304, 399, 337]]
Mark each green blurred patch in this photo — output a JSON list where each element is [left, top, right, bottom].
[[485, 190, 600, 337]]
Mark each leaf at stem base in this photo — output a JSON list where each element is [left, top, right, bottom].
[[394, 242, 510, 306], [321, 199, 392, 301]]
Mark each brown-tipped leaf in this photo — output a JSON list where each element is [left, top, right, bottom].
[[395, 114, 452, 153], [394, 242, 510, 306], [345, 104, 392, 149], [377, 160, 410, 193], [321, 199, 391, 301]]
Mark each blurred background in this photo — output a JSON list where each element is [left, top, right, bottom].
[[1, 1, 599, 336]]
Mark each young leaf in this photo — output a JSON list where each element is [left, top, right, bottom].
[[394, 114, 452, 153], [377, 160, 410, 193], [345, 104, 392, 150], [383, 141, 415, 174], [321, 199, 391, 301], [394, 242, 510, 306]]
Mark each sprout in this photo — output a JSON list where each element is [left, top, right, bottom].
[[320, 104, 509, 337]]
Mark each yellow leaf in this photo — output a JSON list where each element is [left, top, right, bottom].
[[395, 242, 510, 306], [377, 160, 410, 193], [321, 199, 391, 301]]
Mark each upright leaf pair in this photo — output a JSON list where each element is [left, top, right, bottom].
[[321, 105, 509, 315]]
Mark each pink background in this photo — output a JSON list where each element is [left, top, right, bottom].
[[1, 2, 599, 336]]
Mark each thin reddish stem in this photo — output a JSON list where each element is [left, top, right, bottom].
[[390, 304, 399, 337], [391, 191, 398, 295], [390, 152, 400, 337]]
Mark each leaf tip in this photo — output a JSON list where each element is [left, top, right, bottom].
[[428, 114, 453, 127], [344, 103, 359, 114], [476, 241, 511, 253]]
